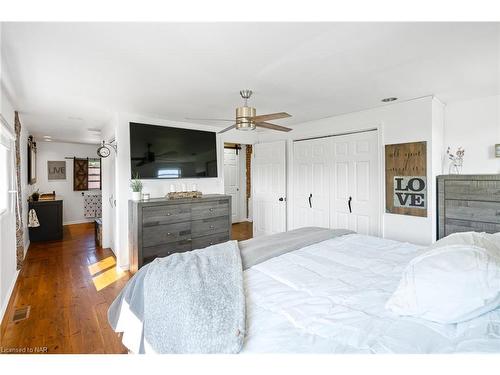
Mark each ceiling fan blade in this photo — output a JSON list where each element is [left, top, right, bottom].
[[218, 124, 237, 134], [185, 118, 235, 122], [256, 122, 292, 132], [251, 112, 291, 123]]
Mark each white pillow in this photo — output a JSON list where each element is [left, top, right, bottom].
[[386, 244, 500, 324], [430, 231, 500, 255]]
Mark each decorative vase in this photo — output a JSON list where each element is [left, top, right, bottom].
[[132, 191, 142, 201]]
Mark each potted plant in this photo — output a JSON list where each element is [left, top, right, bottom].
[[130, 173, 143, 201], [31, 189, 40, 202], [446, 146, 465, 174]]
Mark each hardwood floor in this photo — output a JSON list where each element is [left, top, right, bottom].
[[0, 223, 131, 354], [232, 221, 253, 241], [0, 221, 253, 354]]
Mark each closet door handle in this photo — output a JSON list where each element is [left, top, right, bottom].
[[348, 196, 352, 213], [308, 193, 313, 208]]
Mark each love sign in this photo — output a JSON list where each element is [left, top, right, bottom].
[[393, 176, 427, 209], [385, 141, 427, 217], [48, 161, 66, 180]]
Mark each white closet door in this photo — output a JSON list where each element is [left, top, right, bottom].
[[223, 148, 240, 223], [330, 131, 379, 236], [292, 138, 330, 229], [253, 141, 287, 237]]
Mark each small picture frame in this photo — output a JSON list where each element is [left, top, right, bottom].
[[495, 144, 500, 158], [27, 136, 37, 185]]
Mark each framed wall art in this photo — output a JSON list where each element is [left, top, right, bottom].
[[385, 141, 427, 217], [48, 160, 66, 180], [27, 135, 37, 185]]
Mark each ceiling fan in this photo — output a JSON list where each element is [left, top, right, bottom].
[[187, 90, 292, 134]]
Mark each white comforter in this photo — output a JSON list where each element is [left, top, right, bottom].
[[242, 234, 500, 353]]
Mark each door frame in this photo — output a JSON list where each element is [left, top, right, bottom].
[[289, 126, 384, 237], [223, 147, 242, 223], [252, 140, 288, 236]]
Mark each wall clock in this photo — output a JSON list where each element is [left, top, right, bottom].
[[96, 141, 117, 158]]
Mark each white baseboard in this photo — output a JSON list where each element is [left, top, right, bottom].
[[0, 270, 19, 323], [118, 263, 129, 271], [232, 218, 253, 224], [63, 219, 95, 225]]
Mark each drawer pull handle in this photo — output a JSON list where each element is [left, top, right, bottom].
[[167, 213, 172, 216]]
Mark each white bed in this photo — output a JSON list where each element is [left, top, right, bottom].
[[242, 234, 500, 353]]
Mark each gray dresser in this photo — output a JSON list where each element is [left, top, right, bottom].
[[129, 194, 232, 272], [437, 174, 500, 239]]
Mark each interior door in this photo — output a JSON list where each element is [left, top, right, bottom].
[[223, 148, 240, 223], [292, 138, 330, 229], [252, 141, 287, 237], [330, 130, 380, 236]]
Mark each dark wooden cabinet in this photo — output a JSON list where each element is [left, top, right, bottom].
[[129, 194, 232, 273], [437, 174, 500, 239], [28, 199, 63, 242]]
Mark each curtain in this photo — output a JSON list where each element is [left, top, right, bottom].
[[14, 111, 24, 270]]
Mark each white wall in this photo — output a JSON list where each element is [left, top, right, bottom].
[[0, 90, 17, 322], [35, 141, 101, 225], [107, 112, 257, 269], [444, 95, 500, 174], [256, 96, 444, 246], [0, 20, 26, 320], [101, 115, 117, 252]]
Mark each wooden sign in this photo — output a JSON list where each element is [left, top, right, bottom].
[[385, 141, 427, 217], [47, 161, 66, 180]]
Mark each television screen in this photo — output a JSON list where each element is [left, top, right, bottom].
[[129, 122, 218, 179]]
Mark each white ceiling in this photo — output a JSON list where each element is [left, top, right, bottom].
[[1, 22, 499, 144]]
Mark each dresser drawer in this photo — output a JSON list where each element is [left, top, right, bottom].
[[192, 216, 229, 237], [191, 200, 229, 220], [142, 221, 191, 247], [445, 200, 500, 224], [142, 204, 191, 226], [192, 233, 230, 250], [445, 180, 500, 202], [142, 239, 192, 265]]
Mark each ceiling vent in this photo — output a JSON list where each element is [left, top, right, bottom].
[[12, 305, 31, 322]]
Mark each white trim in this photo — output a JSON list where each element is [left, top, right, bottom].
[[63, 219, 95, 225], [0, 270, 19, 323], [24, 239, 30, 257], [117, 263, 129, 271], [0, 113, 15, 140]]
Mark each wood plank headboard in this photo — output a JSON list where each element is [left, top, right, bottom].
[[437, 174, 500, 239]]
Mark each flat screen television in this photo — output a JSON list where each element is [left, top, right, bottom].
[[129, 122, 218, 179]]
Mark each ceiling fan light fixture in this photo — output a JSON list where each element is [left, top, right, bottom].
[[236, 122, 256, 131], [235, 106, 256, 131]]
